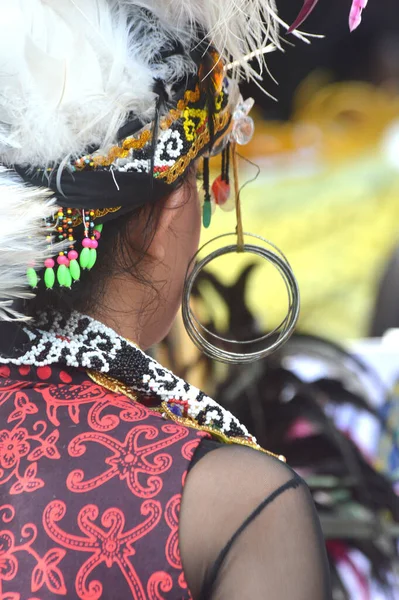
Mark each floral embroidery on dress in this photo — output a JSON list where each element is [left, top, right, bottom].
[[38, 382, 147, 431], [43, 501, 162, 600], [0, 423, 61, 495], [0, 505, 67, 598], [0, 428, 30, 471], [67, 424, 190, 499]]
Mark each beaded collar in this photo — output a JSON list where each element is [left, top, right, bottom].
[[0, 311, 282, 457]]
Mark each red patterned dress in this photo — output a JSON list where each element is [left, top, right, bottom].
[[0, 360, 205, 599]]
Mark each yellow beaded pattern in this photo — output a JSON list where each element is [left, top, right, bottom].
[[71, 206, 122, 228], [75, 85, 202, 171], [87, 370, 139, 403], [157, 109, 231, 184]]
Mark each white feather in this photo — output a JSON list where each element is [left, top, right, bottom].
[[0, 168, 59, 320], [0, 0, 195, 166], [128, 0, 282, 79]]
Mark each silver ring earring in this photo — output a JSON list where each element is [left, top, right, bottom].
[[182, 233, 300, 364]]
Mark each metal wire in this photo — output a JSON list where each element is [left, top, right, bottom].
[[182, 233, 301, 364]]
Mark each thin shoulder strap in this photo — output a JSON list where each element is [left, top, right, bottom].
[[199, 473, 303, 600]]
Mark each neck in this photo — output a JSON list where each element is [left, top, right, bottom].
[[88, 275, 154, 349], [87, 263, 176, 351]]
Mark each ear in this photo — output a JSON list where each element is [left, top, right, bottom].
[[147, 170, 197, 262]]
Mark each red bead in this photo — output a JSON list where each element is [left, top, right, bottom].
[[44, 258, 55, 268], [211, 176, 231, 206], [82, 238, 91, 248], [90, 239, 98, 249], [57, 255, 69, 266], [94, 230, 101, 240], [68, 250, 79, 261]]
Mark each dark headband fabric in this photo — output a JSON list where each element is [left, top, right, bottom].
[[14, 166, 173, 211]]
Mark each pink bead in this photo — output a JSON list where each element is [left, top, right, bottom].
[[68, 250, 79, 261], [90, 239, 98, 249], [44, 258, 55, 269], [94, 230, 101, 240], [82, 238, 91, 248], [57, 255, 69, 266]]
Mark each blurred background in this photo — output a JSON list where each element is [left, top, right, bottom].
[[217, 0, 399, 342], [159, 3, 399, 599]]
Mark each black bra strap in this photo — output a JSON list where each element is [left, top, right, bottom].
[[199, 474, 303, 600]]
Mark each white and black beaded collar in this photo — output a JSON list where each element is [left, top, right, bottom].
[[0, 310, 278, 453]]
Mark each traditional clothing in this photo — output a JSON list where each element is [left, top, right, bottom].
[[0, 314, 330, 599]]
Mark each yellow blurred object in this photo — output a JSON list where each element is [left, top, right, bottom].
[[200, 78, 399, 342], [239, 75, 399, 163]]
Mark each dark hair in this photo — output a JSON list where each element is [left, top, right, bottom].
[[24, 169, 194, 320]]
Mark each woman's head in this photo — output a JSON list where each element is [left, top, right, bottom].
[[27, 166, 201, 349], [0, 1, 370, 327]]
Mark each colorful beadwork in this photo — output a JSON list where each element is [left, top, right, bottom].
[[79, 210, 98, 272], [68, 250, 81, 281], [69, 77, 231, 187], [26, 208, 104, 291]]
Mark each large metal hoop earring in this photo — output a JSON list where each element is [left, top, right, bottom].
[[182, 232, 300, 364]]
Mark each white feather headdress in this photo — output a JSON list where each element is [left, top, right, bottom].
[[0, 0, 284, 319]]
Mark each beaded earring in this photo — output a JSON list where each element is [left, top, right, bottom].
[[41, 207, 73, 290], [201, 143, 234, 229], [212, 143, 233, 211], [79, 210, 100, 271], [27, 208, 104, 290]]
